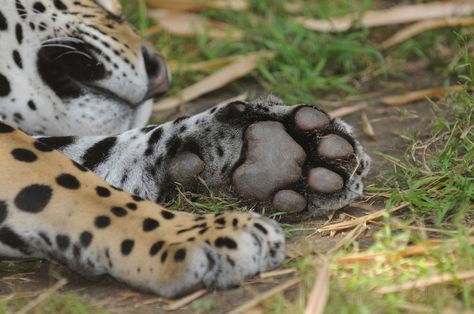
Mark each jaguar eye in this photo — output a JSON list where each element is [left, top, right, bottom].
[[95, 0, 122, 17]]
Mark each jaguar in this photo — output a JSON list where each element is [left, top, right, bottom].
[[0, 0, 370, 297]]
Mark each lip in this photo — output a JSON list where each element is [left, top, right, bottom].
[[81, 82, 145, 108]]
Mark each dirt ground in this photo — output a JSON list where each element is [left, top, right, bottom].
[[0, 68, 441, 313]]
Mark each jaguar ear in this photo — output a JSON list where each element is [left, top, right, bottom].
[[96, 0, 122, 17]]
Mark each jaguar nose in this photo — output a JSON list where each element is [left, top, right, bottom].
[[141, 46, 171, 100]]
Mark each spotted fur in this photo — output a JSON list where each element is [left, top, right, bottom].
[[0, 0, 370, 297]]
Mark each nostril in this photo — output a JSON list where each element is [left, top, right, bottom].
[[141, 46, 162, 79]]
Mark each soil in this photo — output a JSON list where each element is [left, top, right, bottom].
[[0, 70, 441, 313]]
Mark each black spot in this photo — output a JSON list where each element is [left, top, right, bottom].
[[0, 11, 7, 30], [226, 256, 235, 266], [0, 201, 8, 225], [56, 173, 80, 189], [161, 210, 175, 220], [73, 245, 81, 258], [56, 234, 70, 250], [13, 50, 23, 69], [215, 237, 238, 249], [14, 184, 52, 213], [72, 160, 87, 172], [143, 218, 159, 232], [205, 251, 216, 271], [95, 186, 111, 197], [15, 24, 23, 44], [38, 136, 75, 150], [149, 240, 164, 256], [215, 218, 226, 225], [33, 2, 46, 13], [80, 231, 93, 247], [161, 251, 168, 263], [132, 195, 143, 202], [95, 216, 111, 228], [0, 73, 11, 97], [121, 239, 134, 255], [82, 137, 117, 170], [0, 226, 30, 254], [27, 100, 37, 111], [165, 136, 181, 158], [53, 0, 67, 10], [11, 148, 37, 162], [126, 203, 137, 210], [15, 0, 27, 19], [0, 122, 14, 133], [254, 223, 268, 234], [33, 141, 53, 152], [232, 218, 238, 227], [174, 248, 186, 262], [111, 206, 127, 217], [39, 232, 52, 246]]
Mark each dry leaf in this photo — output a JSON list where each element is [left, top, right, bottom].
[[153, 51, 275, 113], [376, 270, 474, 294], [149, 9, 242, 40], [228, 278, 300, 314], [169, 54, 246, 72], [297, 1, 474, 32], [361, 111, 376, 140], [380, 85, 465, 106], [304, 259, 330, 314], [381, 17, 474, 49], [163, 289, 207, 310], [147, 0, 248, 11], [328, 102, 369, 118], [317, 203, 408, 234]]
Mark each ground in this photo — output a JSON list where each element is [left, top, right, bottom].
[[0, 0, 473, 313]]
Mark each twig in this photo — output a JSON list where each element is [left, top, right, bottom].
[[296, 1, 474, 32], [328, 102, 369, 118], [328, 223, 368, 255], [16, 278, 68, 314], [337, 237, 474, 265], [380, 85, 465, 106], [153, 51, 274, 113], [259, 268, 296, 279], [304, 259, 330, 314], [381, 17, 474, 49], [228, 278, 300, 314], [376, 270, 474, 294], [163, 289, 207, 310], [317, 203, 408, 233], [147, 0, 248, 11]]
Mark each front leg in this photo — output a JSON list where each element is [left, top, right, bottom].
[[39, 95, 371, 217], [1, 123, 285, 297]]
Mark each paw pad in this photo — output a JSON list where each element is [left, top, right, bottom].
[[308, 167, 344, 193], [232, 121, 306, 200], [317, 134, 354, 160]]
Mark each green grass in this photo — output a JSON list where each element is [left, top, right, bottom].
[[0, 292, 107, 314], [259, 88, 473, 313]]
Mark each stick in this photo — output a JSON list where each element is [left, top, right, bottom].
[[228, 278, 300, 314], [380, 85, 464, 106], [304, 259, 330, 314], [297, 1, 474, 32], [16, 278, 68, 314], [381, 17, 474, 49], [376, 270, 474, 294], [318, 203, 408, 233], [163, 289, 207, 310], [153, 51, 274, 113]]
